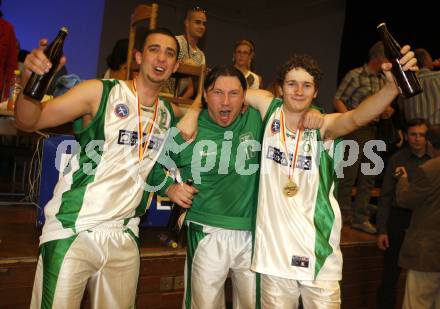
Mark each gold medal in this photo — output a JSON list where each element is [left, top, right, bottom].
[[283, 180, 299, 197], [279, 110, 302, 198]]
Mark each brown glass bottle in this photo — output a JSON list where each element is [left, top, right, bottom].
[[377, 23, 422, 98], [23, 27, 68, 101], [167, 179, 193, 246]]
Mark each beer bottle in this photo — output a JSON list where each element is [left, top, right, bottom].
[[167, 179, 193, 246], [23, 27, 68, 101], [377, 23, 422, 98]]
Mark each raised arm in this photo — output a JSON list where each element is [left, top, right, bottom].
[[176, 93, 203, 141], [245, 88, 274, 119], [15, 39, 100, 132], [322, 45, 417, 139]]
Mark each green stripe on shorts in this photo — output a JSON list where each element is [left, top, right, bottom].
[[185, 222, 207, 309], [40, 235, 77, 309]]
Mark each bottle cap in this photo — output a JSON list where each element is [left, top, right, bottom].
[[60, 27, 69, 34]]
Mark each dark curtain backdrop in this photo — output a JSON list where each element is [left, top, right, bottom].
[[338, 0, 439, 82]]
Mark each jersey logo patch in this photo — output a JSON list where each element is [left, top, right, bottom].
[[266, 147, 313, 170], [118, 129, 137, 145], [114, 104, 129, 119], [148, 136, 163, 151], [297, 155, 312, 170], [267, 146, 288, 166], [118, 129, 163, 150], [271, 119, 280, 134], [291, 255, 309, 268]]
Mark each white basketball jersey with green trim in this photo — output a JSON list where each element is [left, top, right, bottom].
[[40, 80, 173, 245], [252, 101, 342, 280]]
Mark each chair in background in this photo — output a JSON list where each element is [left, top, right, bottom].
[[165, 63, 206, 109], [125, 3, 205, 109], [126, 3, 159, 80]]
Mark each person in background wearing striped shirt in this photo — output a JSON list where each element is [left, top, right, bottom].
[[398, 48, 440, 126]]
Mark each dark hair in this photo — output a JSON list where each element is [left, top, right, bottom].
[[405, 118, 429, 132], [414, 48, 431, 69], [140, 27, 180, 59], [368, 41, 384, 61], [277, 54, 323, 89], [106, 38, 128, 71], [185, 5, 208, 20], [427, 125, 440, 150], [202, 65, 247, 108]]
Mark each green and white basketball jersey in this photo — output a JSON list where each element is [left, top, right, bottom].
[[40, 80, 174, 245], [252, 99, 342, 280]]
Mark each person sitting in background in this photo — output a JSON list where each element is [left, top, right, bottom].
[[233, 39, 262, 89], [162, 6, 207, 99], [398, 48, 440, 126], [103, 38, 128, 80], [396, 125, 440, 309], [334, 41, 390, 234], [376, 118, 430, 309]]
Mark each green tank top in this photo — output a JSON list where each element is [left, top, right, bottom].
[[172, 107, 263, 230]]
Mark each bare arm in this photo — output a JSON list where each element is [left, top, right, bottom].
[[322, 82, 397, 139], [176, 93, 203, 141], [244, 89, 274, 120], [171, 103, 184, 118], [322, 45, 417, 139], [15, 39, 101, 132], [15, 79, 102, 132]]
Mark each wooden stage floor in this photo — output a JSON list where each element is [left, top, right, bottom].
[[0, 204, 378, 257], [0, 204, 404, 308]]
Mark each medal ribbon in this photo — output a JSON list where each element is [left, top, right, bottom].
[[280, 109, 302, 180], [132, 79, 159, 160]]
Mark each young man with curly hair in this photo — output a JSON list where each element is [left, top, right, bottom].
[[245, 48, 417, 308], [180, 47, 417, 308]]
